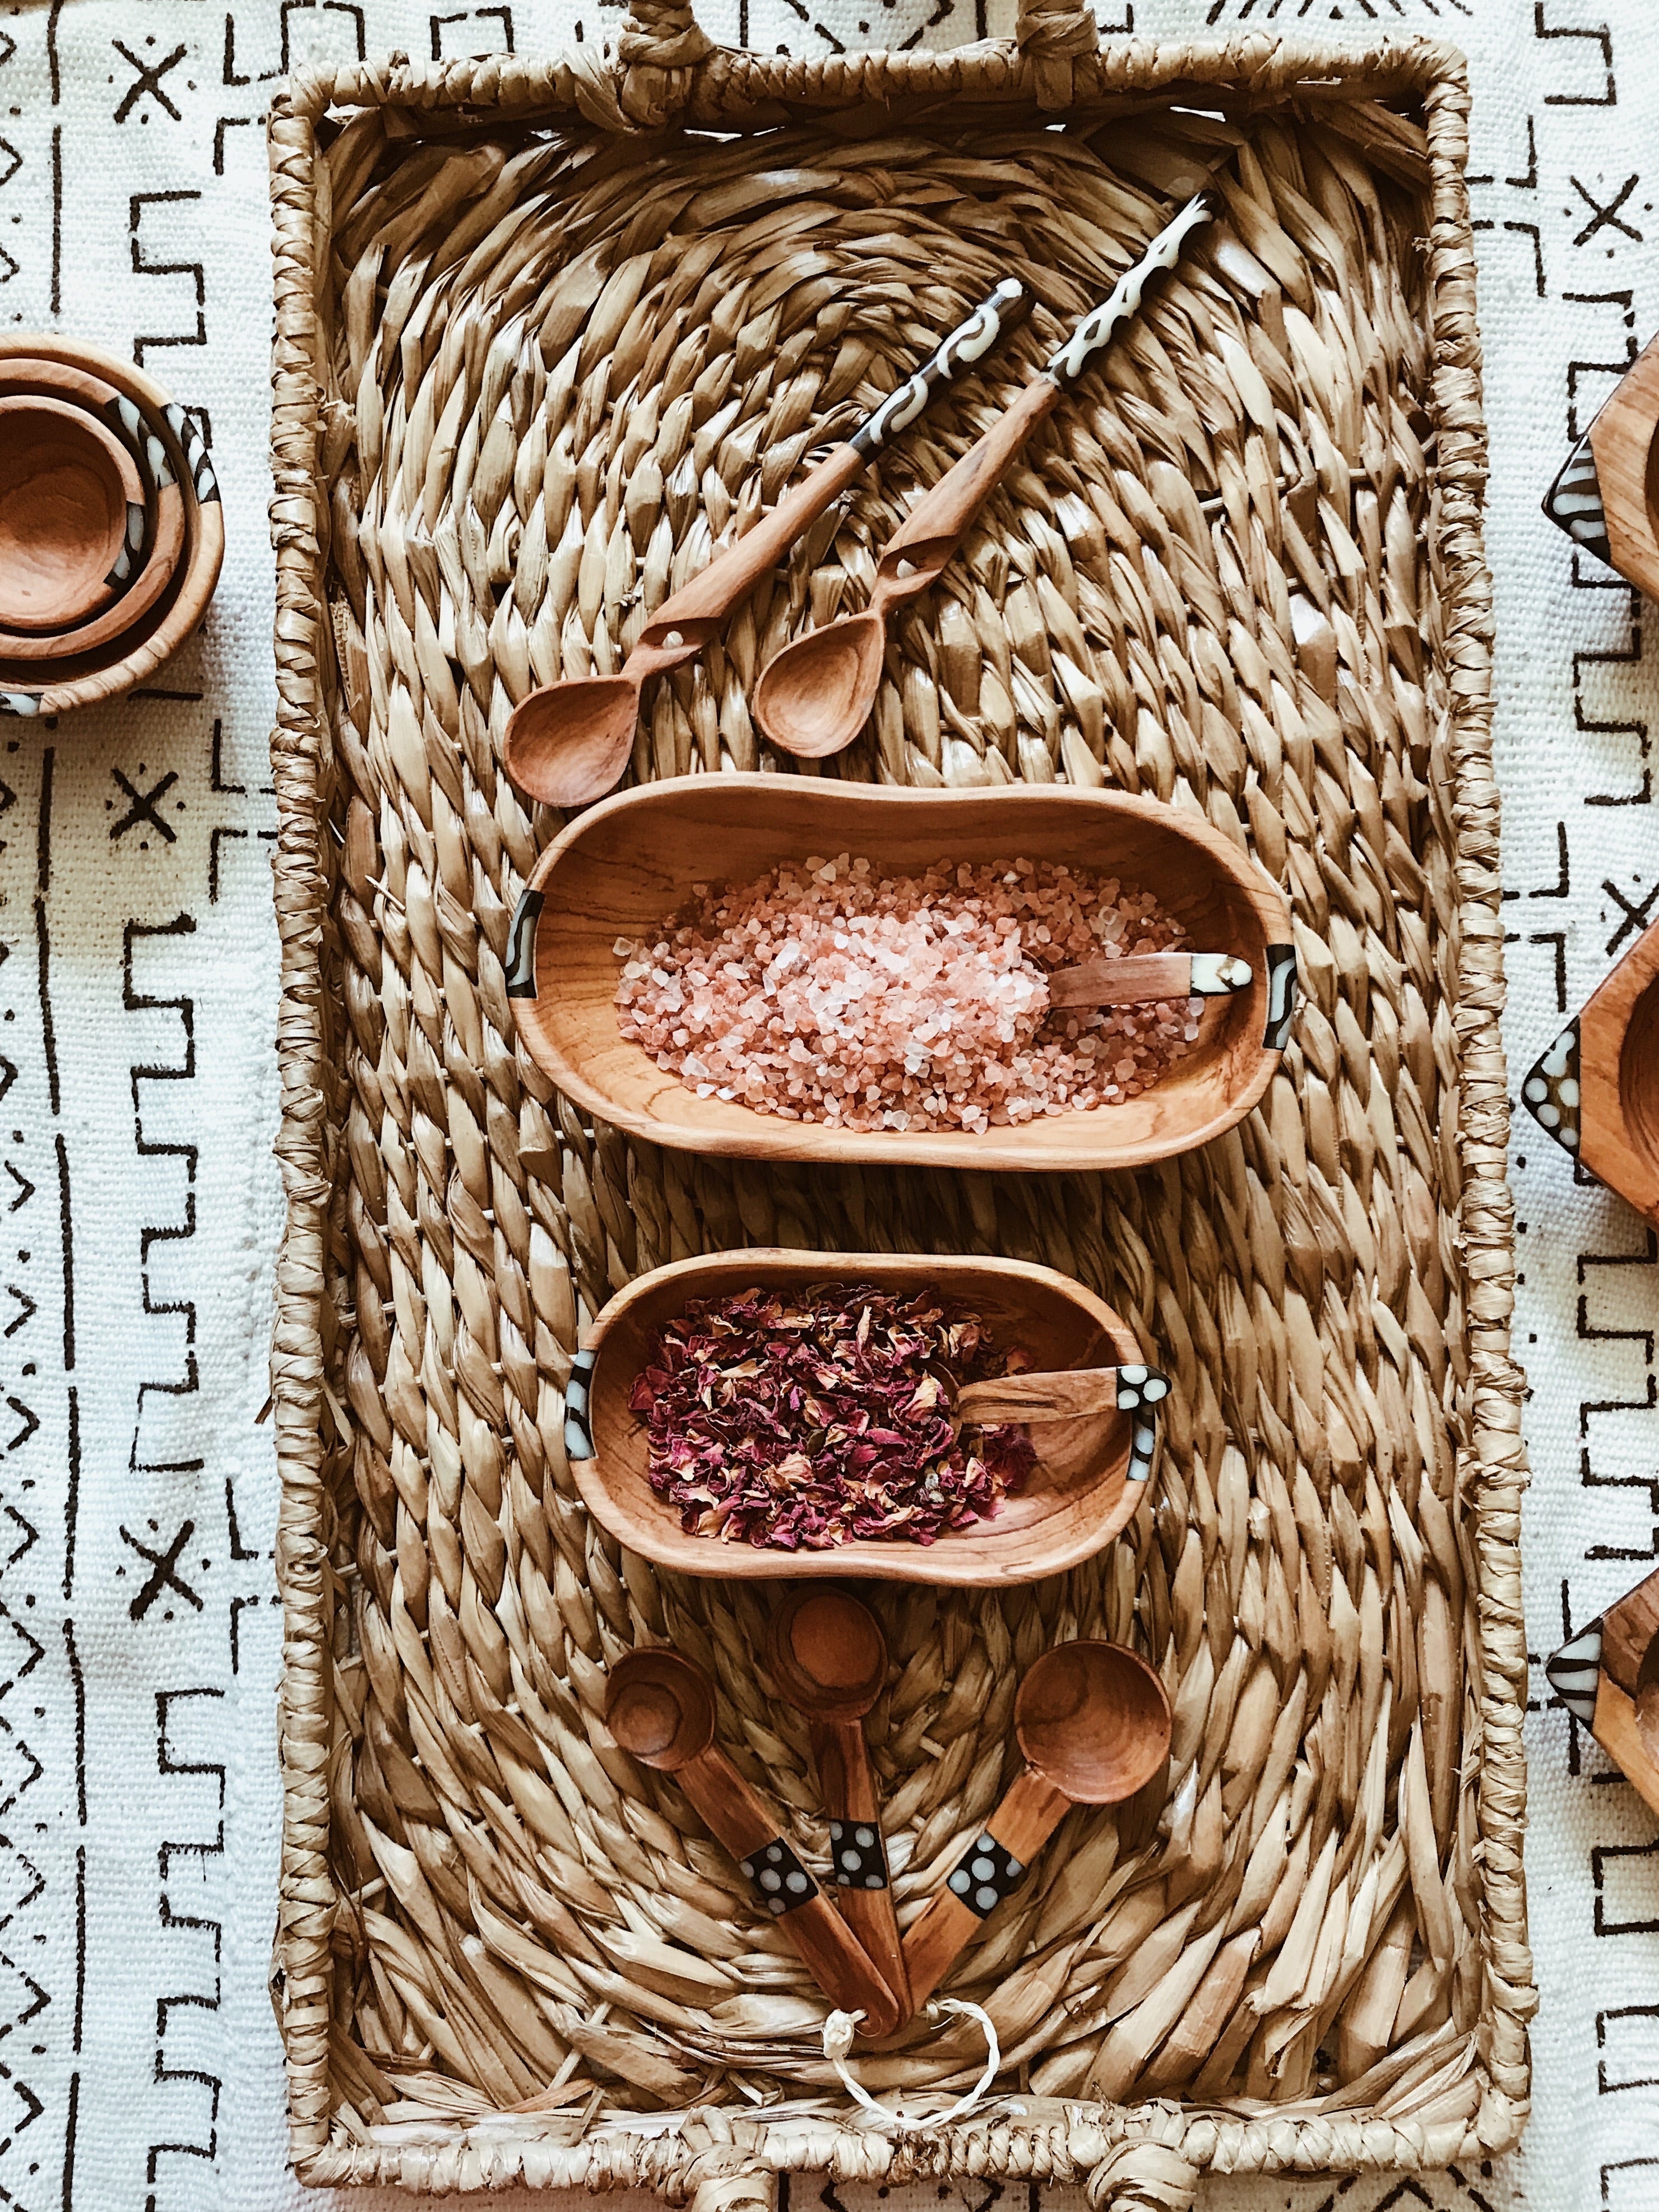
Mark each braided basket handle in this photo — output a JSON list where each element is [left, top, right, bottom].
[[616, 0, 1100, 79]]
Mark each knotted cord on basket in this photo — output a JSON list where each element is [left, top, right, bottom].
[[822, 1999, 1004, 2132]]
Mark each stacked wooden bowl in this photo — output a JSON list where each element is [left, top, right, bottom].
[[0, 336, 223, 717]]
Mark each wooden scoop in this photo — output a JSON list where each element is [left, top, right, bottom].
[[767, 1586, 909, 2022], [902, 1640, 1171, 2009], [501, 280, 1026, 811], [605, 1645, 902, 2035], [1044, 950, 1252, 1010], [0, 393, 145, 631], [951, 1361, 1168, 1429], [752, 193, 1213, 762]]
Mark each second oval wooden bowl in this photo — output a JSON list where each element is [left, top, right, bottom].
[[562, 1249, 1157, 1585], [508, 778, 1296, 1175]]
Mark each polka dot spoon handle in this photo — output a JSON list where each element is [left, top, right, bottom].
[[902, 1768, 1072, 2009], [809, 1716, 912, 2026], [669, 1740, 905, 2037]]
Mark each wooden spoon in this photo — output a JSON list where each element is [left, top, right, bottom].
[[902, 1640, 1171, 2009], [951, 1360, 1168, 1430], [605, 1645, 903, 2035], [0, 394, 145, 631], [501, 279, 1027, 811], [0, 360, 187, 660], [752, 193, 1213, 761], [767, 1586, 910, 2023], [1044, 950, 1252, 1010]]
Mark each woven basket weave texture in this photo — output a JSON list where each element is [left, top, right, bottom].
[[267, 17, 1532, 2204]]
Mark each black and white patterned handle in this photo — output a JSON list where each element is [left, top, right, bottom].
[[849, 279, 1026, 458], [1045, 194, 1212, 388]]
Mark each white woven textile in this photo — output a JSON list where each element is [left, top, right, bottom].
[[0, 1, 1650, 2206]]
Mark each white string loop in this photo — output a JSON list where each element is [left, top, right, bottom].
[[823, 1998, 1003, 2133]]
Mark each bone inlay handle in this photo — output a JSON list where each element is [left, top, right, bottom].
[[901, 1766, 1071, 2007], [673, 1746, 902, 2034], [810, 1716, 911, 2024], [1044, 193, 1212, 387], [848, 279, 1026, 458], [952, 1363, 1170, 1426]]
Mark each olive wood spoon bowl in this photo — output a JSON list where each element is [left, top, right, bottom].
[[0, 360, 186, 661], [501, 279, 1026, 811], [902, 1640, 1171, 2009], [753, 193, 1213, 762], [0, 393, 146, 631], [605, 1645, 903, 2035], [766, 1586, 910, 2023]]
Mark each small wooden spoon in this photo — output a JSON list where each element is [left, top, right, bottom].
[[0, 395, 145, 631], [951, 1360, 1168, 1429], [767, 1586, 910, 2023], [501, 279, 1027, 811], [1044, 950, 1251, 1010], [753, 193, 1213, 761], [605, 1645, 902, 2035], [902, 1640, 1171, 2009]]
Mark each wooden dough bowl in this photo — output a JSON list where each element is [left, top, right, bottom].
[[1522, 911, 1659, 1225], [509, 777, 1296, 1175], [563, 1248, 1155, 1587]]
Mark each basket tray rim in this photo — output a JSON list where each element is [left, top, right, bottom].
[[266, 32, 1531, 2199]]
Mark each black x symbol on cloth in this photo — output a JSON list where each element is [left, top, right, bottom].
[[109, 767, 178, 842], [112, 40, 187, 124], [1604, 876, 1659, 957], [1570, 173, 1644, 248], [119, 1519, 203, 1620]]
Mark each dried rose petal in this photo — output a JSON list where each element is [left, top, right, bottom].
[[634, 1283, 1036, 1550]]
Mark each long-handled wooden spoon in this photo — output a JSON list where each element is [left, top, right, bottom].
[[501, 279, 1026, 811], [766, 1585, 910, 2023], [902, 1640, 1171, 2009], [605, 1645, 903, 2035], [752, 193, 1213, 762]]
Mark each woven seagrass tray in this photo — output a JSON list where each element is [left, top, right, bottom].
[[267, 15, 1533, 2205]]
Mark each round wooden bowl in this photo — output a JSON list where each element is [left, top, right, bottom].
[[508, 777, 1296, 1175], [0, 335, 223, 720], [561, 1248, 1157, 1587], [0, 359, 187, 661], [0, 395, 145, 632]]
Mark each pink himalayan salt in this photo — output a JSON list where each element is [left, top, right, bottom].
[[613, 854, 1202, 1135]]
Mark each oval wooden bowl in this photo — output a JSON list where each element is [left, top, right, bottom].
[[0, 395, 143, 632], [0, 335, 223, 718], [0, 359, 187, 661], [562, 1248, 1156, 1586], [509, 777, 1296, 1175]]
